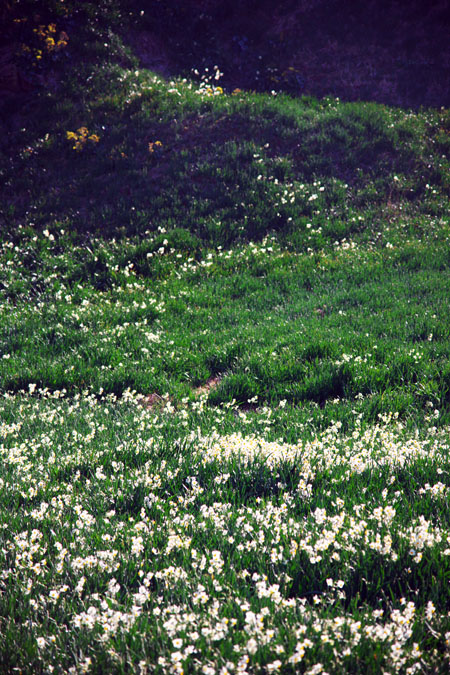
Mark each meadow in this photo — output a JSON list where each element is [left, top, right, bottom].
[[1, 2, 450, 673]]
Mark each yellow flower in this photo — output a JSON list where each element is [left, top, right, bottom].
[[148, 140, 163, 154], [66, 128, 99, 151], [56, 36, 69, 50]]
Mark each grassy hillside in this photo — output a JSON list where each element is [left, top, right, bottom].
[[1, 2, 450, 674]]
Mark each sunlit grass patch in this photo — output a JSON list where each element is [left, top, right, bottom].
[[1, 225, 449, 427]]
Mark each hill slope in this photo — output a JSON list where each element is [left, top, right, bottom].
[[0, 6, 450, 674]]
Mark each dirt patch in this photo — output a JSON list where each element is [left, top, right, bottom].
[[138, 376, 222, 411], [139, 392, 166, 409], [193, 375, 223, 397]]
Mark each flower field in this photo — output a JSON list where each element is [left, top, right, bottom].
[[1, 390, 450, 674], [0, 223, 449, 674], [1, 2, 450, 672]]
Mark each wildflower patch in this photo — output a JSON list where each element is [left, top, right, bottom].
[[0, 392, 449, 673]]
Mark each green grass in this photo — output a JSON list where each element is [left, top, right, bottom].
[[2, 61, 449, 241], [1, 228, 449, 429], [0, 2, 450, 673]]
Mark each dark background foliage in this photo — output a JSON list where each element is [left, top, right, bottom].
[[1, 0, 450, 109]]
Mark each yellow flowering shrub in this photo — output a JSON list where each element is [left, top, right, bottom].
[[33, 23, 69, 54], [148, 140, 163, 154], [19, 22, 69, 64], [66, 128, 100, 152]]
